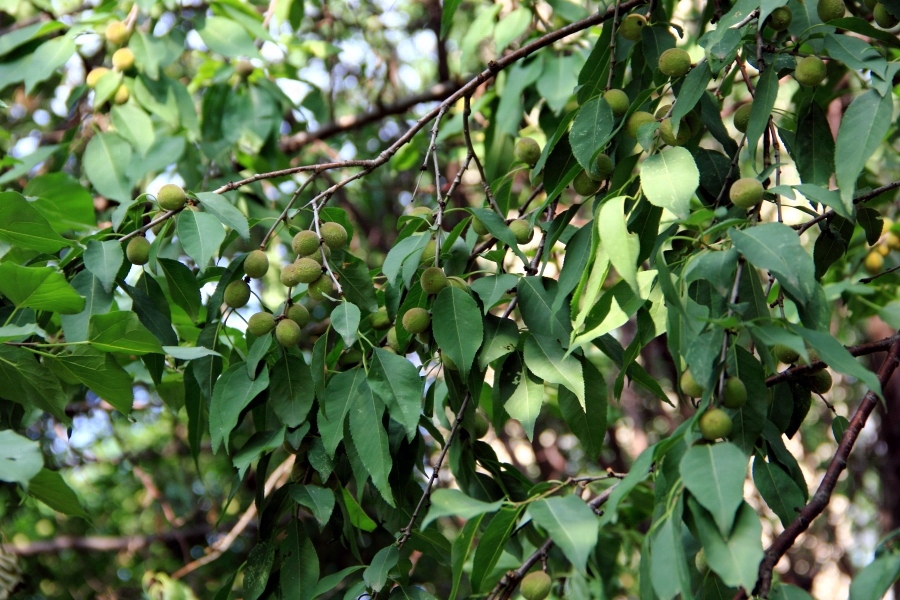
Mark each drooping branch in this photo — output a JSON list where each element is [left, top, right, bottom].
[[747, 334, 900, 598]]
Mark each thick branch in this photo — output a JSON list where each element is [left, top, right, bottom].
[[749, 334, 900, 598], [10, 525, 210, 556]]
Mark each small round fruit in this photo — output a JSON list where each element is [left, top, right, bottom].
[[877, 243, 890, 256], [275, 319, 302, 347], [420, 266, 448, 295], [224, 280, 251, 308], [864, 251, 884, 274], [294, 257, 324, 284], [157, 184, 187, 211], [659, 118, 691, 146], [280, 263, 302, 288], [113, 84, 129, 104], [794, 56, 827, 87], [808, 369, 833, 393], [402, 307, 431, 334], [320, 222, 349, 251], [773, 344, 800, 364], [619, 13, 647, 41], [729, 177, 764, 209], [408, 206, 433, 229], [420, 239, 437, 265], [514, 138, 542, 167], [292, 230, 320, 256], [695, 548, 709, 574], [733, 103, 753, 133], [680, 369, 704, 397], [287, 303, 310, 327], [573, 170, 601, 196], [307, 275, 334, 301], [768, 6, 793, 30], [247, 312, 276, 336], [625, 111, 655, 138], [723, 377, 747, 409], [306, 244, 332, 265], [817, 0, 845, 21], [105, 21, 129, 45], [886, 232, 900, 250], [111, 47, 135, 71], [699, 408, 733, 440], [520, 571, 552, 600], [509, 219, 534, 244], [472, 217, 489, 236], [473, 411, 491, 438], [86, 67, 110, 88], [594, 153, 615, 180], [448, 276, 469, 290], [370, 307, 391, 330], [386, 327, 402, 352], [125, 236, 150, 265], [603, 89, 630, 117], [658, 48, 692, 78], [874, 3, 899, 27], [441, 350, 458, 371], [244, 250, 270, 278], [235, 59, 254, 77]]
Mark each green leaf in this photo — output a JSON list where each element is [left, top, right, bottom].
[[537, 54, 582, 114], [680, 442, 747, 535], [832, 415, 849, 442], [368, 348, 423, 440], [671, 61, 713, 125], [332, 300, 361, 348], [752, 457, 805, 528], [332, 257, 378, 313], [0, 191, 70, 252], [27, 468, 89, 519], [432, 287, 484, 378], [517, 277, 571, 345], [689, 499, 763, 591], [795, 102, 835, 187], [569, 96, 615, 171], [559, 358, 607, 462], [0, 346, 69, 422], [471, 507, 522, 592], [110, 103, 155, 157], [650, 511, 693, 600], [364, 546, 399, 592], [89, 311, 165, 355], [25, 36, 76, 94], [24, 173, 95, 232], [504, 362, 544, 440], [340, 485, 377, 532], [836, 89, 893, 214], [157, 258, 202, 322], [441, 0, 463, 37], [599, 444, 655, 525], [83, 240, 124, 294], [232, 428, 285, 478], [0, 324, 47, 343], [0, 430, 42, 485], [269, 354, 315, 428], [313, 566, 367, 597], [771, 584, 816, 600], [318, 368, 366, 456], [450, 515, 484, 599], [195, 192, 250, 240], [527, 495, 599, 572], [279, 519, 319, 600], [746, 67, 778, 161], [0, 263, 85, 314], [60, 272, 113, 343], [243, 540, 275, 600], [45, 347, 134, 414], [348, 378, 395, 506], [289, 484, 335, 530], [598, 196, 640, 295], [640, 148, 700, 218], [793, 327, 882, 398], [422, 489, 503, 529], [730, 223, 816, 306], [849, 552, 900, 600], [209, 362, 270, 453], [83, 133, 134, 203], [478, 315, 520, 369], [523, 334, 584, 407], [177, 210, 226, 270], [198, 16, 261, 58], [470, 208, 528, 263]]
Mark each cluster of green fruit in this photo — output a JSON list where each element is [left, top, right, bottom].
[[864, 217, 900, 274], [772, 344, 834, 394], [279, 223, 347, 301], [124, 183, 189, 265]]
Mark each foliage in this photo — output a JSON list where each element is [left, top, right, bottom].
[[2, 0, 900, 598]]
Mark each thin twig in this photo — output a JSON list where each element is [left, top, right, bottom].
[[764, 333, 900, 387], [794, 180, 900, 234], [462, 95, 502, 215]]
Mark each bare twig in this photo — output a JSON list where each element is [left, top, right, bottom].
[[462, 95, 502, 215]]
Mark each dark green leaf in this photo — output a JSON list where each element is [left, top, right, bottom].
[[471, 507, 521, 592], [45, 347, 134, 414], [0, 263, 85, 314], [269, 354, 315, 428], [0, 346, 69, 422], [836, 89, 893, 214], [528, 495, 599, 571], [730, 223, 816, 306], [176, 210, 226, 270], [752, 457, 805, 527], [368, 348, 424, 440], [27, 468, 89, 519], [680, 442, 747, 535], [0, 191, 70, 252], [209, 362, 270, 453], [432, 287, 484, 378], [364, 545, 398, 592]]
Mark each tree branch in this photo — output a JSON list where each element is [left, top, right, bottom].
[[794, 180, 900, 235], [764, 333, 900, 387], [10, 525, 210, 556]]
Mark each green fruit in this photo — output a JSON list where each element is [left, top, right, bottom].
[[603, 89, 630, 117], [594, 153, 615, 180], [573, 170, 601, 196], [224, 280, 251, 308], [695, 548, 709, 574], [866, 0, 878, 9], [113, 84, 129, 104], [773, 344, 800, 364], [658, 48, 692, 78], [292, 230, 320, 256], [307, 244, 332, 265], [408, 206, 433, 230], [659, 118, 691, 146], [699, 408, 733, 440], [472, 217, 489, 236], [509, 219, 534, 244], [275, 319, 302, 347], [729, 177, 764, 209], [339, 349, 363, 366], [619, 13, 647, 41], [235, 59, 254, 77], [420, 266, 448, 295], [402, 307, 431, 334], [680, 369, 704, 397], [287, 303, 310, 327], [473, 411, 490, 438], [280, 263, 302, 288], [520, 571, 552, 600], [125, 236, 150, 265], [111, 47, 135, 71], [794, 56, 827, 87], [733, 103, 753, 133], [307, 275, 334, 301], [420, 239, 437, 265], [157, 184, 187, 211], [294, 257, 324, 284], [723, 377, 747, 409], [247, 312, 276, 336], [370, 307, 391, 330], [386, 326, 402, 352], [768, 6, 793, 30], [817, 0, 845, 21], [808, 369, 833, 393], [874, 3, 899, 26], [447, 276, 469, 291], [625, 111, 655, 138], [320, 222, 349, 250], [244, 250, 269, 278], [441, 350, 458, 371], [514, 138, 542, 166]]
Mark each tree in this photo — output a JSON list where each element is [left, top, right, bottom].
[[1, 0, 900, 597]]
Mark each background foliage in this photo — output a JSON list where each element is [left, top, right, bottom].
[[2, 0, 900, 598]]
